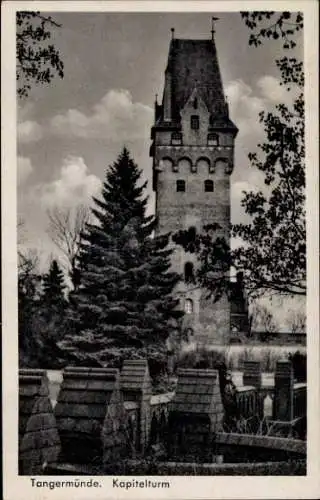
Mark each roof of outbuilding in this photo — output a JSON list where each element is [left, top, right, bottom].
[[54, 367, 119, 422], [170, 368, 221, 415], [120, 359, 151, 393]]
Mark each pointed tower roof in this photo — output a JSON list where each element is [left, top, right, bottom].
[[164, 37, 227, 121]]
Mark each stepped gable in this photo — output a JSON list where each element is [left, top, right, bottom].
[[19, 369, 61, 474], [170, 368, 223, 420], [54, 367, 122, 464]]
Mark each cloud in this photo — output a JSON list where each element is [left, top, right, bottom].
[[231, 166, 267, 225], [18, 120, 43, 143], [50, 89, 153, 141], [36, 156, 102, 208], [256, 75, 294, 104], [18, 156, 33, 184], [226, 79, 265, 137], [226, 75, 296, 138]]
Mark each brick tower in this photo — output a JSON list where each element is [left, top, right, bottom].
[[150, 29, 238, 344]]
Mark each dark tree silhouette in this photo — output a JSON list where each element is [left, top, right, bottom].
[[16, 11, 64, 98], [60, 148, 183, 367], [42, 259, 66, 307], [233, 11, 305, 298]]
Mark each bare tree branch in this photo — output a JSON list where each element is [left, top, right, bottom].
[[46, 205, 90, 289]]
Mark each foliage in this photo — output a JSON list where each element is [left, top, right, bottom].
[[286, 309, 306, 333], [177, 345, 226, 370], [47, 205, 90, 291], [18, 249, 43, 364], [250, 304, 278, 342], [233, 12, 305, 297], [18, 249, 68, 368], [173, 11, 305, 301], [172, 224, 231, 302], [41, 259, 66, 306], [60, 148, 183, 367], [16, 11, 64, 98]]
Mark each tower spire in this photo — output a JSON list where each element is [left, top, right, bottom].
[[211, 16, 219, 39]]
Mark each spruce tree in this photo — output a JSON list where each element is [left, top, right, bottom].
[[60, 147, 182, 366], [42, 259, 66, 307]]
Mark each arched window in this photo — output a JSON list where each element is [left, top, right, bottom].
[[171, 132, 182, 146], [207, 133, 219, 146], [184, 262, 195, 284], [214, 158, 229, 175], [204, 179, 214, 192], [185, 299, 193, 314], [160, 157, 173, 171], [191, 115, 199, 130], [193, 98, 198, 109], [186, 328, 194, 341], [176, 179, 186, 192], [178, 157, 193, 173], [196, 157, 211, 174]]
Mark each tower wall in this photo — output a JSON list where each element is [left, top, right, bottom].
[[151, 37, 238, 345]]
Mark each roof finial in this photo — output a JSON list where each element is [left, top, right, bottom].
[[211, 16, 219, 39], [171, 27, 175, 40]]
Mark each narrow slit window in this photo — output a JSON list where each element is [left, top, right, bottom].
[[191, 115, 199, 130], [184, 262, 195, 284], [185, 299, 194, 314], [176, 180, 186, 192], [204, 180, 214, 192]]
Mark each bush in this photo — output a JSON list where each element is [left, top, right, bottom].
[[177, 345, 226, 370], [178, 345, 306, 373]]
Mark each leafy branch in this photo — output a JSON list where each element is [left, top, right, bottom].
[[16, 11, 64, 98]]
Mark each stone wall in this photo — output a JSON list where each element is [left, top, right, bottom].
[[19, 369, 61, 475], [21, 358, 307, 474], [120, 359, 152, 455], [168, 368, 223, 462]]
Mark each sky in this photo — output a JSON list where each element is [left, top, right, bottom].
[[16, 10, 305, 324]]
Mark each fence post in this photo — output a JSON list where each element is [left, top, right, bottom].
[[243, 361, 262, 388], [273, 361, 294, 421]]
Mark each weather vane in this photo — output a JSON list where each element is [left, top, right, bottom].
[[211, 16, 220, 38]]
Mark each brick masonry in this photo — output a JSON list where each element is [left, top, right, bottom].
[[120, 359, 152, 455], [19, 369, 61, 475], [150, 36, 238, 344]]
